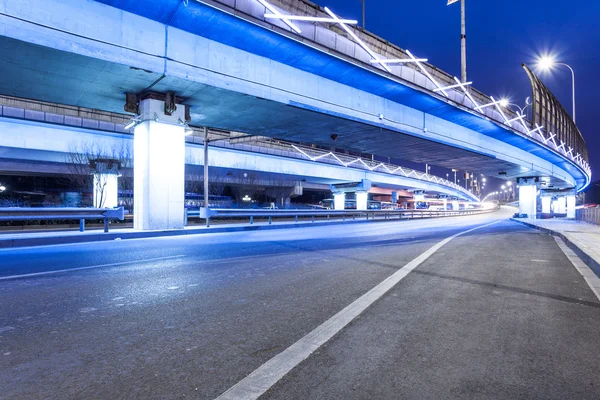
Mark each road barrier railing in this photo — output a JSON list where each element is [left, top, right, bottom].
[[0, 207, 125, 233], [576, 207, 600, 226], [189, 206, 499, 227]]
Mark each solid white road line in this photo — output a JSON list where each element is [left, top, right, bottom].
[[554, 236, 600, 301], [0, 255, 185, 281], [215, 221, 501, 400]]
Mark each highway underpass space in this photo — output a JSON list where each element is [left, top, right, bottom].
[[1, 209, 600, 399]]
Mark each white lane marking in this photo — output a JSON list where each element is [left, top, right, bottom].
[[554, 237, 600, 301], [215, 221, 500, 400], [0, 255, 185, 281]]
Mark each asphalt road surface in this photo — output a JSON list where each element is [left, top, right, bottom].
[[1, 208, 599, 400]]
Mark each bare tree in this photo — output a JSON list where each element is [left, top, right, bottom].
[[65, 141, 132, 208]]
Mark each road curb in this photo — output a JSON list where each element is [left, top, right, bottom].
[[511, 218, 600, 278]]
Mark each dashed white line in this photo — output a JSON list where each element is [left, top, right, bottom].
[[0, 255, 185, 281], [215, 221, 500, 400]]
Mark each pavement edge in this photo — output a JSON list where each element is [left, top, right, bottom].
[[510, 218, 600, 279]]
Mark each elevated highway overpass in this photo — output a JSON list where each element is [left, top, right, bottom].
[[0, 97, 478, 206], [0, 0, 591, 227]]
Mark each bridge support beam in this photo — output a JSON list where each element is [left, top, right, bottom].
[[133, 98, 187, 230], [519, 184, 537, 218], [567, 195, 576, 218]]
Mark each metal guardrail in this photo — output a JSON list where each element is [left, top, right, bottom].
[[576, 207, 600, 226], [0, 207, 125, 232], [187, 207, 498, 227]]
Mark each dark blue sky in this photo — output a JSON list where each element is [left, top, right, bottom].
[[321, 0, 600, 181]]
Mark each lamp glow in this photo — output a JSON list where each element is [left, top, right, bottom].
[[538, 55, 555, 71]]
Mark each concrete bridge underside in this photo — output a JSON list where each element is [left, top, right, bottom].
[[0, 0, 586, 191], [0, 118, 476, 201]]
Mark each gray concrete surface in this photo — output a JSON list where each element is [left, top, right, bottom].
[[1, 208, 599, 399]]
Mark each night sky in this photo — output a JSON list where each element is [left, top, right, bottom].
[[320, 0, 600, 182]]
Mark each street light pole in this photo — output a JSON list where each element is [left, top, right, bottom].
[[561, 63, 576, 123], [447, 0, 467, 83], [538, 57, 576, 123], [460, 0, 467, 83], [361, 0, 365, 29]]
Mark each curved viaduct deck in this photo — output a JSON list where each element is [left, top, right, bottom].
[[0, 0, 590, 190]]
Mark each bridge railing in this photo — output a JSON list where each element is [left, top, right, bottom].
[[0, 207, 125, 232], [576, 207, 600, 226], [187, 206, 498, 227]]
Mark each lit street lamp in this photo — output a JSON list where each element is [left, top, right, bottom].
[[499, 98, 531, 117], [538, 56, 576, 123], [0, 184, 5, 193]]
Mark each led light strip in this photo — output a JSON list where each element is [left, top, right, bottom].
[[433, 81, 472, 93], [257, 0, 301, 33], [404, 50, 449, 97], [290, 145, 473, 197], [264, 14, 357, 24], [323, 7, 391, 73]]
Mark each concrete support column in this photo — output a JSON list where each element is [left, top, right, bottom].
[[333, 193, 345, 210], [134, 99, 187, 230], [356, 191, 368, 211], [554, 196, 567, 214], [93, 173, 118, 208], [541, 196, 551, 214], [443, 198, 448, 210], [452, 201, 459, 210], [567, 195, 576, 218], [519, 184, 537, 218]]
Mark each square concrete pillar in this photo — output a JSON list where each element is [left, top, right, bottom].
[[519, 185, 537, 218], [356, 192, 368, 210], [541, 196, 551, 214], [566, 195, 576, 218], [93, 173, 118, 208], [554, 196, 566, 214], [334, 193, 345, 210], [134, 99, 187, 230]]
